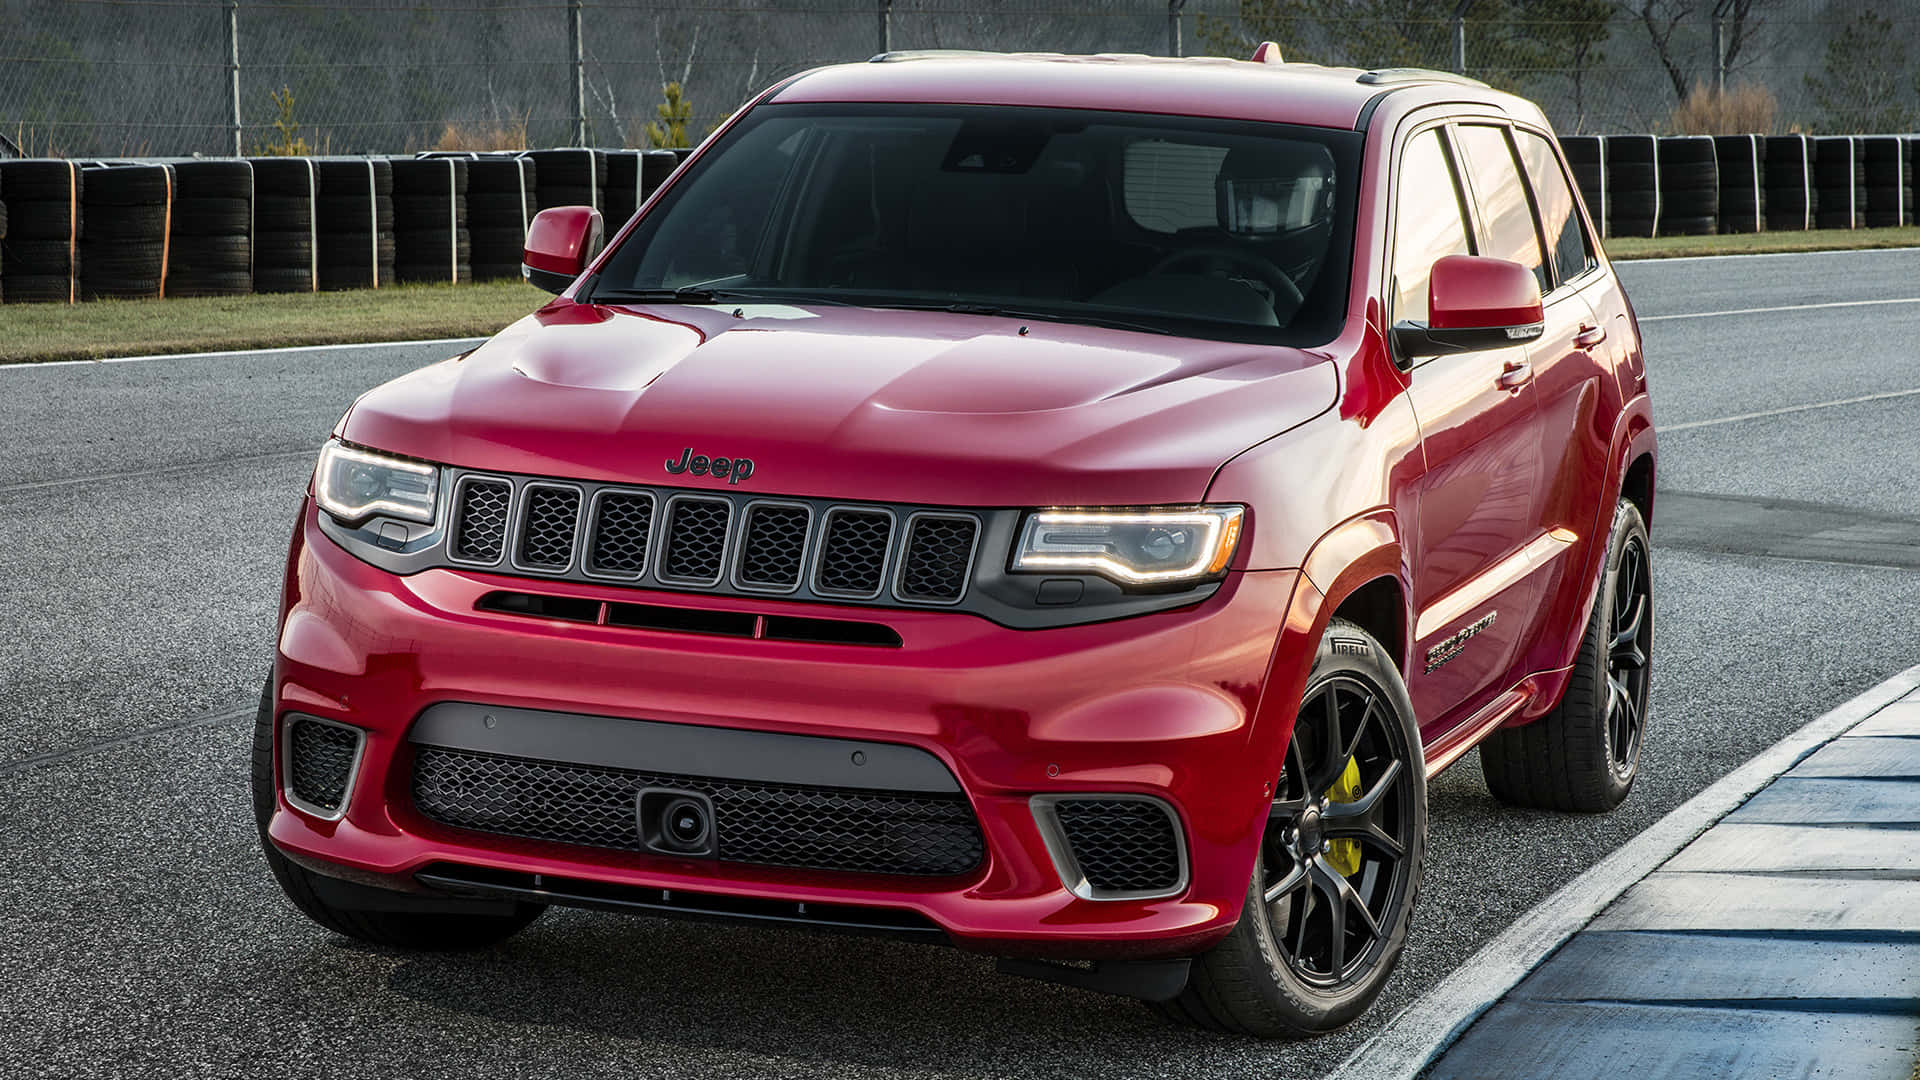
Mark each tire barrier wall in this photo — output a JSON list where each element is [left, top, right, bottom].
[[1863, 136, 1911, 228], [168, 160, 253, 297], [392, 157, 470, 284], [1606, 134, 1659, 238], [603, 150, 642, 228], [251, 157, 318, 294], [81, 162, 172, 301], [1713, 135, 1765, 234], [1766, 135, 1815, 232], [467, 156, 536, 282], [527, 149, 606, 214], [0, 159, 82, 303], [1657, 135, 1718, 236], [1559, 135, 1605, 239], [315, 157, 394, 291], [1813, 136, 1865, 230]]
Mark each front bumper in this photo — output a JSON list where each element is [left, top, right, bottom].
[[269, 501, 1306, 958]]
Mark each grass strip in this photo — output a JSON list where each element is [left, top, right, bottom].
[[1606, 227, 1920, 260], [0, 279, 551, 364]]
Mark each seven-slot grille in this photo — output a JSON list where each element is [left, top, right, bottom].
[[411, 746, 985, 877], [443, 471, 979, 608]]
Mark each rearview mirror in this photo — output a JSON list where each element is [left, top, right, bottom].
[[522, 206, 604, 295], [1392, 254, 1544, 359]]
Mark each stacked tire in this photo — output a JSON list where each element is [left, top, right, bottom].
[[168, 160, 253, 297], [1713, 135, 1765, 234], [0, 159, 82, 303], [392, 157, 469, 284], [315, 157, 394, 290], [1559, 136, 1605, 238], [603, 150, 643, 227], [1862, 136, 1911, 228], [641, 149, 679, 206], [1765, 135, 1814, 231], [1655, 136, 1717, 236], [251, 157, 320, 293], [467, 155, 536, 281], [1813, 136, 1864, 230], [1605, 134, 1659, 238], [81, 164, 173, 301], [527, 149, 605, 212]]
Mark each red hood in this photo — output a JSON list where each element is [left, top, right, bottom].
[[340, 301, 1340, 507]]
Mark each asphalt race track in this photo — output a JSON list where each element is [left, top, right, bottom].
[[5, 249, 1920, 1080]]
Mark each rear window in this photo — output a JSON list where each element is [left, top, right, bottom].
[[1124, 140, 1228, 232]]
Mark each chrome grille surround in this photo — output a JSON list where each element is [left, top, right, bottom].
[[509, 481, 584, 575], [732, 499, 814, 594]]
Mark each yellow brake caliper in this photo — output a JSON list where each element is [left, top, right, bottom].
[[1325, 756, 1363, 876]]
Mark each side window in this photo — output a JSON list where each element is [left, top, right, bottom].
[[1454, 125, 1548, 292], [1390, 128, 1473, 326], [1515, 130, 1596, 287]]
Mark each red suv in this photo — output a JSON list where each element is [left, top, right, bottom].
[[256, 48, 1655, 1037]]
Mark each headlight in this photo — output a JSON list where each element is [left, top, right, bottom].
[[313, 439, 439, 525], [1012, 506, 1244, 586]]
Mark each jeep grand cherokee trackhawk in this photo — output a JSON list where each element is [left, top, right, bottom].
[[256, 47, 1656, 1037]]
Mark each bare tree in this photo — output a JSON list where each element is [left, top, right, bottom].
[[1627, 0, 1697, 103]]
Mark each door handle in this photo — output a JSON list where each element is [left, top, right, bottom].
[[1575, 323, 1608, 348], [1497, 360, 1533, 391]]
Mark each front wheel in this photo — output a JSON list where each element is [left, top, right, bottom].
[[1157, 618, 1427, 1037]]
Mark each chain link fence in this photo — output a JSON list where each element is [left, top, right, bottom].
[[2, 0, 1917, 159]]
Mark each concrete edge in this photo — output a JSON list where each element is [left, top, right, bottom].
[[1326, 661, 1920, 1080]]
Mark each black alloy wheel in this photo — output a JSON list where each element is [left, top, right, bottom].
[[1261, 674, 1419, 987], [1606, 532, 1651, 778], [1158, 619, 1426, 1037]]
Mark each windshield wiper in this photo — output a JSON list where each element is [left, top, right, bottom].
[[864, 300, 1174, 337], [591, 286, 860, 308]]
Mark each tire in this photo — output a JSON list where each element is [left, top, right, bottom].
[[4, 238, 79, 269], [81, 206, 168, 242], [167, 271, 253, 297], [254, 267, 315, 293], [5, 199, 79, 241], [1157, 619, 1426, 1037], [1, 160, 83, 201], [254, 233, 315, 269], [1481, 499, 1651, 812], [1660, 214, 1718, 236], [172, 196, 253, 232], [1608, 162, 1656, 191], [250, 677, 545, 949], [255, 198, 316, 232], [470, 261, 525, 282], [84, 164, 174, 205], [391, 158, 468, 194], [1662, 190, 1718, 218], [538, 183, 599, 210], [316, 194, 394, 225], [1, 273, 75, 302], [171, 160, 253, 199], [467, 159, 535, 194]]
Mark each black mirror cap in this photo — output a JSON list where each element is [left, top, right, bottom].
[[522, 263, 575, 295], [1391, 319, 1545, 359]]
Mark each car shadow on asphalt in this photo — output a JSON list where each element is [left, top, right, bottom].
[[372, 911, 1239, 1072]]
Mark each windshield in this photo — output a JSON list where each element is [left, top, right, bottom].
[[591, 103, 1361, 346]]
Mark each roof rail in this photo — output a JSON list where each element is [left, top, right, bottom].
[[1356, 68, 1490, 88], [869, 49, 1016, 63]]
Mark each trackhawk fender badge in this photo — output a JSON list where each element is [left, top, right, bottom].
[[665, 447, 755, 485], [1424, 611, 1496, 674]]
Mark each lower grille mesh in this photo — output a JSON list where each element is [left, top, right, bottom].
[[411, 746, 985, 877], [1054, 798, 1183, 894], [287, 718, 360, 812]]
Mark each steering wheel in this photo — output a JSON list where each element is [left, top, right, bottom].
[[1149, 245, 1304, 320]]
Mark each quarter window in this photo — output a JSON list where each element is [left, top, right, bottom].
[[1514, 129, 1596, 287], [1390, 128, 1473, 326], [1455, 125, 1548, 292]]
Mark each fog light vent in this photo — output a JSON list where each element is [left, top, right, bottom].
[[1034, 795, 1187, 901], [284, 715, 364, 819]]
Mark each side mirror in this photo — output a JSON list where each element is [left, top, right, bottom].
[[522, 206, 604, 295], [1392, 254, 1544, 359]]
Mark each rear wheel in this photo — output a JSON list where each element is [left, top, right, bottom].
[[1157, 619, 1426, 1037], [1481, 499, 1651, 811], [251, 677, 545, 949]]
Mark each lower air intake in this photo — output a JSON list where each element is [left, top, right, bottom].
[[285, 716, 362, 815], [411, 746, 985, 877], [1048, 797, 1185, 897]]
